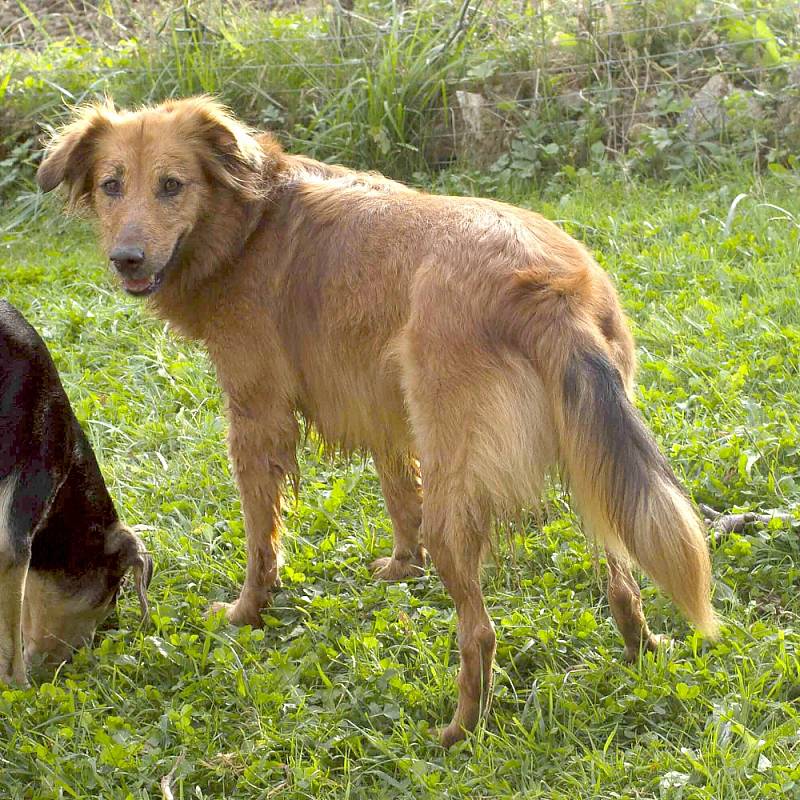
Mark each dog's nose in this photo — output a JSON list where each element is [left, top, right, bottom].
[[110, 246, 145, 273]]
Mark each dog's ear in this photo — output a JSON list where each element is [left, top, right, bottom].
[[37, 101, 115, 209], [171, 95, 281, 201], [106, 525, 154, 620]]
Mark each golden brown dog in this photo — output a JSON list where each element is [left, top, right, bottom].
[[38, 96, 717, 746]]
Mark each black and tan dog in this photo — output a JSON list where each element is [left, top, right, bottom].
[[0, 300, 152, 685]]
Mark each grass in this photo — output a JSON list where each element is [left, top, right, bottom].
[[1, 168, 800, 799]]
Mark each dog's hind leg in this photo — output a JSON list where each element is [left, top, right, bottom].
[[607, 551, 668, 662], [370, 451, 427, 581], [423, 481, 495, 747], [0, 475, 29, 687]]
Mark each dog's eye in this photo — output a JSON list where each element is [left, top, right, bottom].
[[101, 178, 122, 196], [162, 177, 183, 196]]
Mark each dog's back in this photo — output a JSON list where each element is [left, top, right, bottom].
[[0, 298, 127, 561], [0, 300, 76, 550]]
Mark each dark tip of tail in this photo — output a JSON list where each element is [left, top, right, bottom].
[[562, 349, 684, 541]]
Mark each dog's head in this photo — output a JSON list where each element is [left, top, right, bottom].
[[37, 96, 282, 298], [23, 524, 153, 668]]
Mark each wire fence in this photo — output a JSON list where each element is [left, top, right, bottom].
[[2, 0, 799, 175]]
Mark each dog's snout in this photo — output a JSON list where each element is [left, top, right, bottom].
[[110, 245, 145, 273]]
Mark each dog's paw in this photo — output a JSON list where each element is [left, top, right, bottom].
[[206, 600, 264, 629], [370, 549, 428, 581], [622, 632, 671, 662], [438, 722, 467, 749], [0, 668, 29, 689]]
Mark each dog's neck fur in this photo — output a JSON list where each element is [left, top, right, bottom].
[[147, 190, 272, 340], [143, 149, 348, 344]]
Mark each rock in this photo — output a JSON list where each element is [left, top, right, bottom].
[[426, 91, 506, 168], [776, 65, 800, 151], [454, 90, 506, 167], [679, 75, 763, 139], [679, 74, 731, 135]]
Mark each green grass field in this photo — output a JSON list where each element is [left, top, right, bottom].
[[1, 170, 799, 799]]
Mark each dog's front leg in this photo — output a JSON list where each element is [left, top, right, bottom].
[[1, 468, 60, 686], [210, 402, 298, 628], [0, 557, 29, 687]]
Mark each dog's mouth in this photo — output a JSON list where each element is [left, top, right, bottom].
[[118, 236, 185, 297], [121, 272, 164, 296]]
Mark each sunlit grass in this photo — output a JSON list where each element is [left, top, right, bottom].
[[1, 169, 799, 798]]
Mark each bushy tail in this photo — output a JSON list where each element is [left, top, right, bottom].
[[552, 347, 718, 638]]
